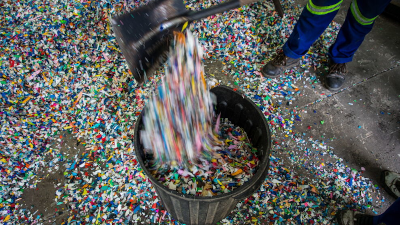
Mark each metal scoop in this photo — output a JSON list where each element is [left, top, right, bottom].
[[111, 0, 283, 84]]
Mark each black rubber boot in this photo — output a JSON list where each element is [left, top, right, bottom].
[[325, 62, 347, 91], [336, 210, 373, 225], [355, 214, 374, 225], [261, 50, 300, 78], [380, 170, 400, 199]]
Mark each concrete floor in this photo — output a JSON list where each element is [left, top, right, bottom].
[[204, 0, 400, 215], [292, 0, 400, 197]]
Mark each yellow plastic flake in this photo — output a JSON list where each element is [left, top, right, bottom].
[[22, 96, 31, 104], [225, 139, 232, 144], [95, 212, 102, 223], [181, 21, 189, 32], [231, 169, 243, 176], [107, 156, 113, 161], [3, 215, 10, 222]]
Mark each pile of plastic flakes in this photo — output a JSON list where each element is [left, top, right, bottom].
[[147, 117, 259, 196], [0, 0, 385, 224]]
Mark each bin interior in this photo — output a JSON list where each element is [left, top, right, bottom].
[[134, 85, 271, 200]]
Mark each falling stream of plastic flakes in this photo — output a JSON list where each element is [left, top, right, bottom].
[[0, 0, 386, 224], [140, 31, 217, 167]]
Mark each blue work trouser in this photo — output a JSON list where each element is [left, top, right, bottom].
[[283, 0, 392, 63], [373, 198, 400, 225]]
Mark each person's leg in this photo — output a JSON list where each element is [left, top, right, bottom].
[[284, 0, 343, 58], [373, 170, 400, 225], [336, 200, 400, 225], [325, 0, 392, 91], [372, 198, 400, 225], [329, 0, 392, 63], [262, 0, 343, 78]]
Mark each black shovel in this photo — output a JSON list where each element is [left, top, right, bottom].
[[111, 0, 283, 85]]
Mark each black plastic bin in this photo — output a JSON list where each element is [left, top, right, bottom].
[[134, 85, 271, 225]]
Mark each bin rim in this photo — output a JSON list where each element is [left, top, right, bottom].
[[133, 85, 271, 201]]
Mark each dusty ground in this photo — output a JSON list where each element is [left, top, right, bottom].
[[20, 131, 85, 224]]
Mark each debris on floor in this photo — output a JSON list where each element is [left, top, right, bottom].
[[0, 0, 385, 224]]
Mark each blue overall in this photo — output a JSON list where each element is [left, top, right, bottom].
[[373, 198, 400, 225], [283, 0, 392, 63]]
